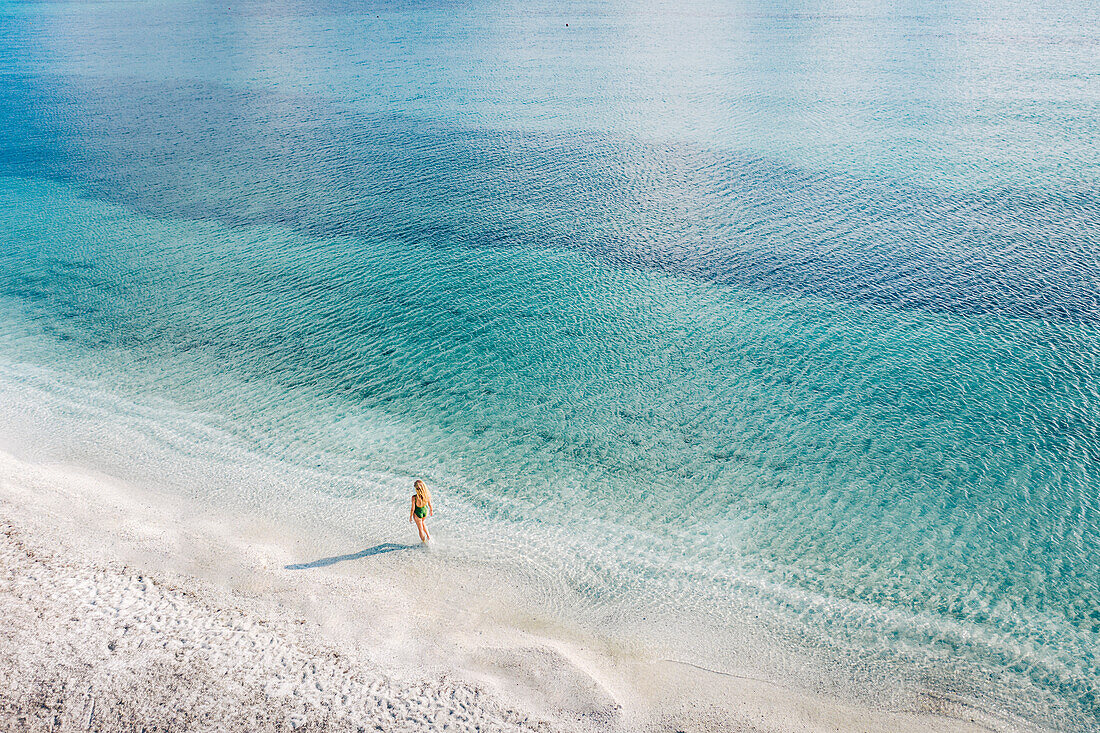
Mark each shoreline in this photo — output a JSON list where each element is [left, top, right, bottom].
[[0, 448, 1021, 732]]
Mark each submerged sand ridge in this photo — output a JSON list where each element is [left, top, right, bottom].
[[0, 449, 1020, 732]]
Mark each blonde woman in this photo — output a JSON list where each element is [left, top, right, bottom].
[[409, 479, 434, 543]]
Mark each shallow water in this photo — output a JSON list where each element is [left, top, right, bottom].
[[1, 0, 1098, 729]]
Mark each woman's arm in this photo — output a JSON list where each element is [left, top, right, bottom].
[[428, 498, 434, 516], [409, 496, 416, 522]]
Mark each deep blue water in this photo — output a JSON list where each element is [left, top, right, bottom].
[[0, 0, 1098, 728]]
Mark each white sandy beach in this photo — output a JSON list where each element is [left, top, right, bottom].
[[0, 448, 1027, 733]]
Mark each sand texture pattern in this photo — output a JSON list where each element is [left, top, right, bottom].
[[0, 518, 551, 732]]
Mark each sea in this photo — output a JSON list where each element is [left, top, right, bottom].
[[0, 0, 1097, 729]]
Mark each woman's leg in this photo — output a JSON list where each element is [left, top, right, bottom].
[[414, 516, 429, 542]]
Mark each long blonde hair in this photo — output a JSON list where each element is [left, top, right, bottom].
[[414, 479, 431, 505]]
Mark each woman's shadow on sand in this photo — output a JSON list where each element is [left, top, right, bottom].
[[285, 543, 418, 570]]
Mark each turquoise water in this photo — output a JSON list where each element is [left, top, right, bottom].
[[1, 0, 1099, 728]]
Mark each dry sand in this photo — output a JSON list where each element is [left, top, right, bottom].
[[0, 448, 1029, 732]]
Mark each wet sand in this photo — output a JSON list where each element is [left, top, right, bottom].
[[0, 449, 1018, 732]]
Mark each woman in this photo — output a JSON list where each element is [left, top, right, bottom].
[[409, 479, 434, 543]]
